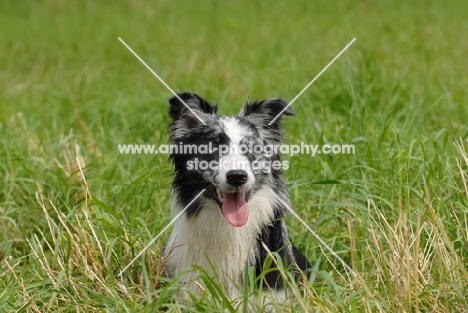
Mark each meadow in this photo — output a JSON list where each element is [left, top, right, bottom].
[[1, 0, 467, 311]]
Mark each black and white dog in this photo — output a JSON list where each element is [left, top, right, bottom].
[[164, 92, 310, 300]]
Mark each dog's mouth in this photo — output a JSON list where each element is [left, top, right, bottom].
[[214, 189, 250, 228]]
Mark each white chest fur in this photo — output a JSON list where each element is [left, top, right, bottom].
[[164, 186, 275, 298]]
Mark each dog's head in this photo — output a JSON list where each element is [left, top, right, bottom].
[[169, 92, 294, 227]]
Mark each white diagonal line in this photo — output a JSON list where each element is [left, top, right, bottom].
[[117, 189, 206, 277], [269, 189, 357, 277], [268, 38, 356, 125], [118, 37, 206, 125]]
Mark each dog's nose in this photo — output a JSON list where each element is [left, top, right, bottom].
[[226, 170, 248, 187]]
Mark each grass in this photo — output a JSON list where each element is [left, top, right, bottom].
[[1, 0, 468, 311]]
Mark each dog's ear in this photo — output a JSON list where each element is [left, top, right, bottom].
[[240, 98, 294, 127], [169, 92, 217, 122], [239, 98, 294, 142], [169, 92, 218, 134]]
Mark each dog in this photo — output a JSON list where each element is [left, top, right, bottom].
[[163, 92, 311, 301]]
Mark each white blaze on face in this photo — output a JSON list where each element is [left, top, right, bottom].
[[219, 118, 254, 187], [217, 118, 255, 227]]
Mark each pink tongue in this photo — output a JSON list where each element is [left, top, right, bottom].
[[222, 191, 249, 227]]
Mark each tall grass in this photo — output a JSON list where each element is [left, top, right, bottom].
[[1, 0, 467, 311]]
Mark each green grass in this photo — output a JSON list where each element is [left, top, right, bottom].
[[1, 0, 468, 311]]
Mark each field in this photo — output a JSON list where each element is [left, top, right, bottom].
[[1, 0, 468, 312]]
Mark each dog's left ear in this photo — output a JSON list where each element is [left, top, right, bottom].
[[239, 98, 294, 127], [239, 98, 294, 142]]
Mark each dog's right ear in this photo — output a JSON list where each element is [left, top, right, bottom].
[[169, 92, 218, 139], [169, 92, 218, 124]]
